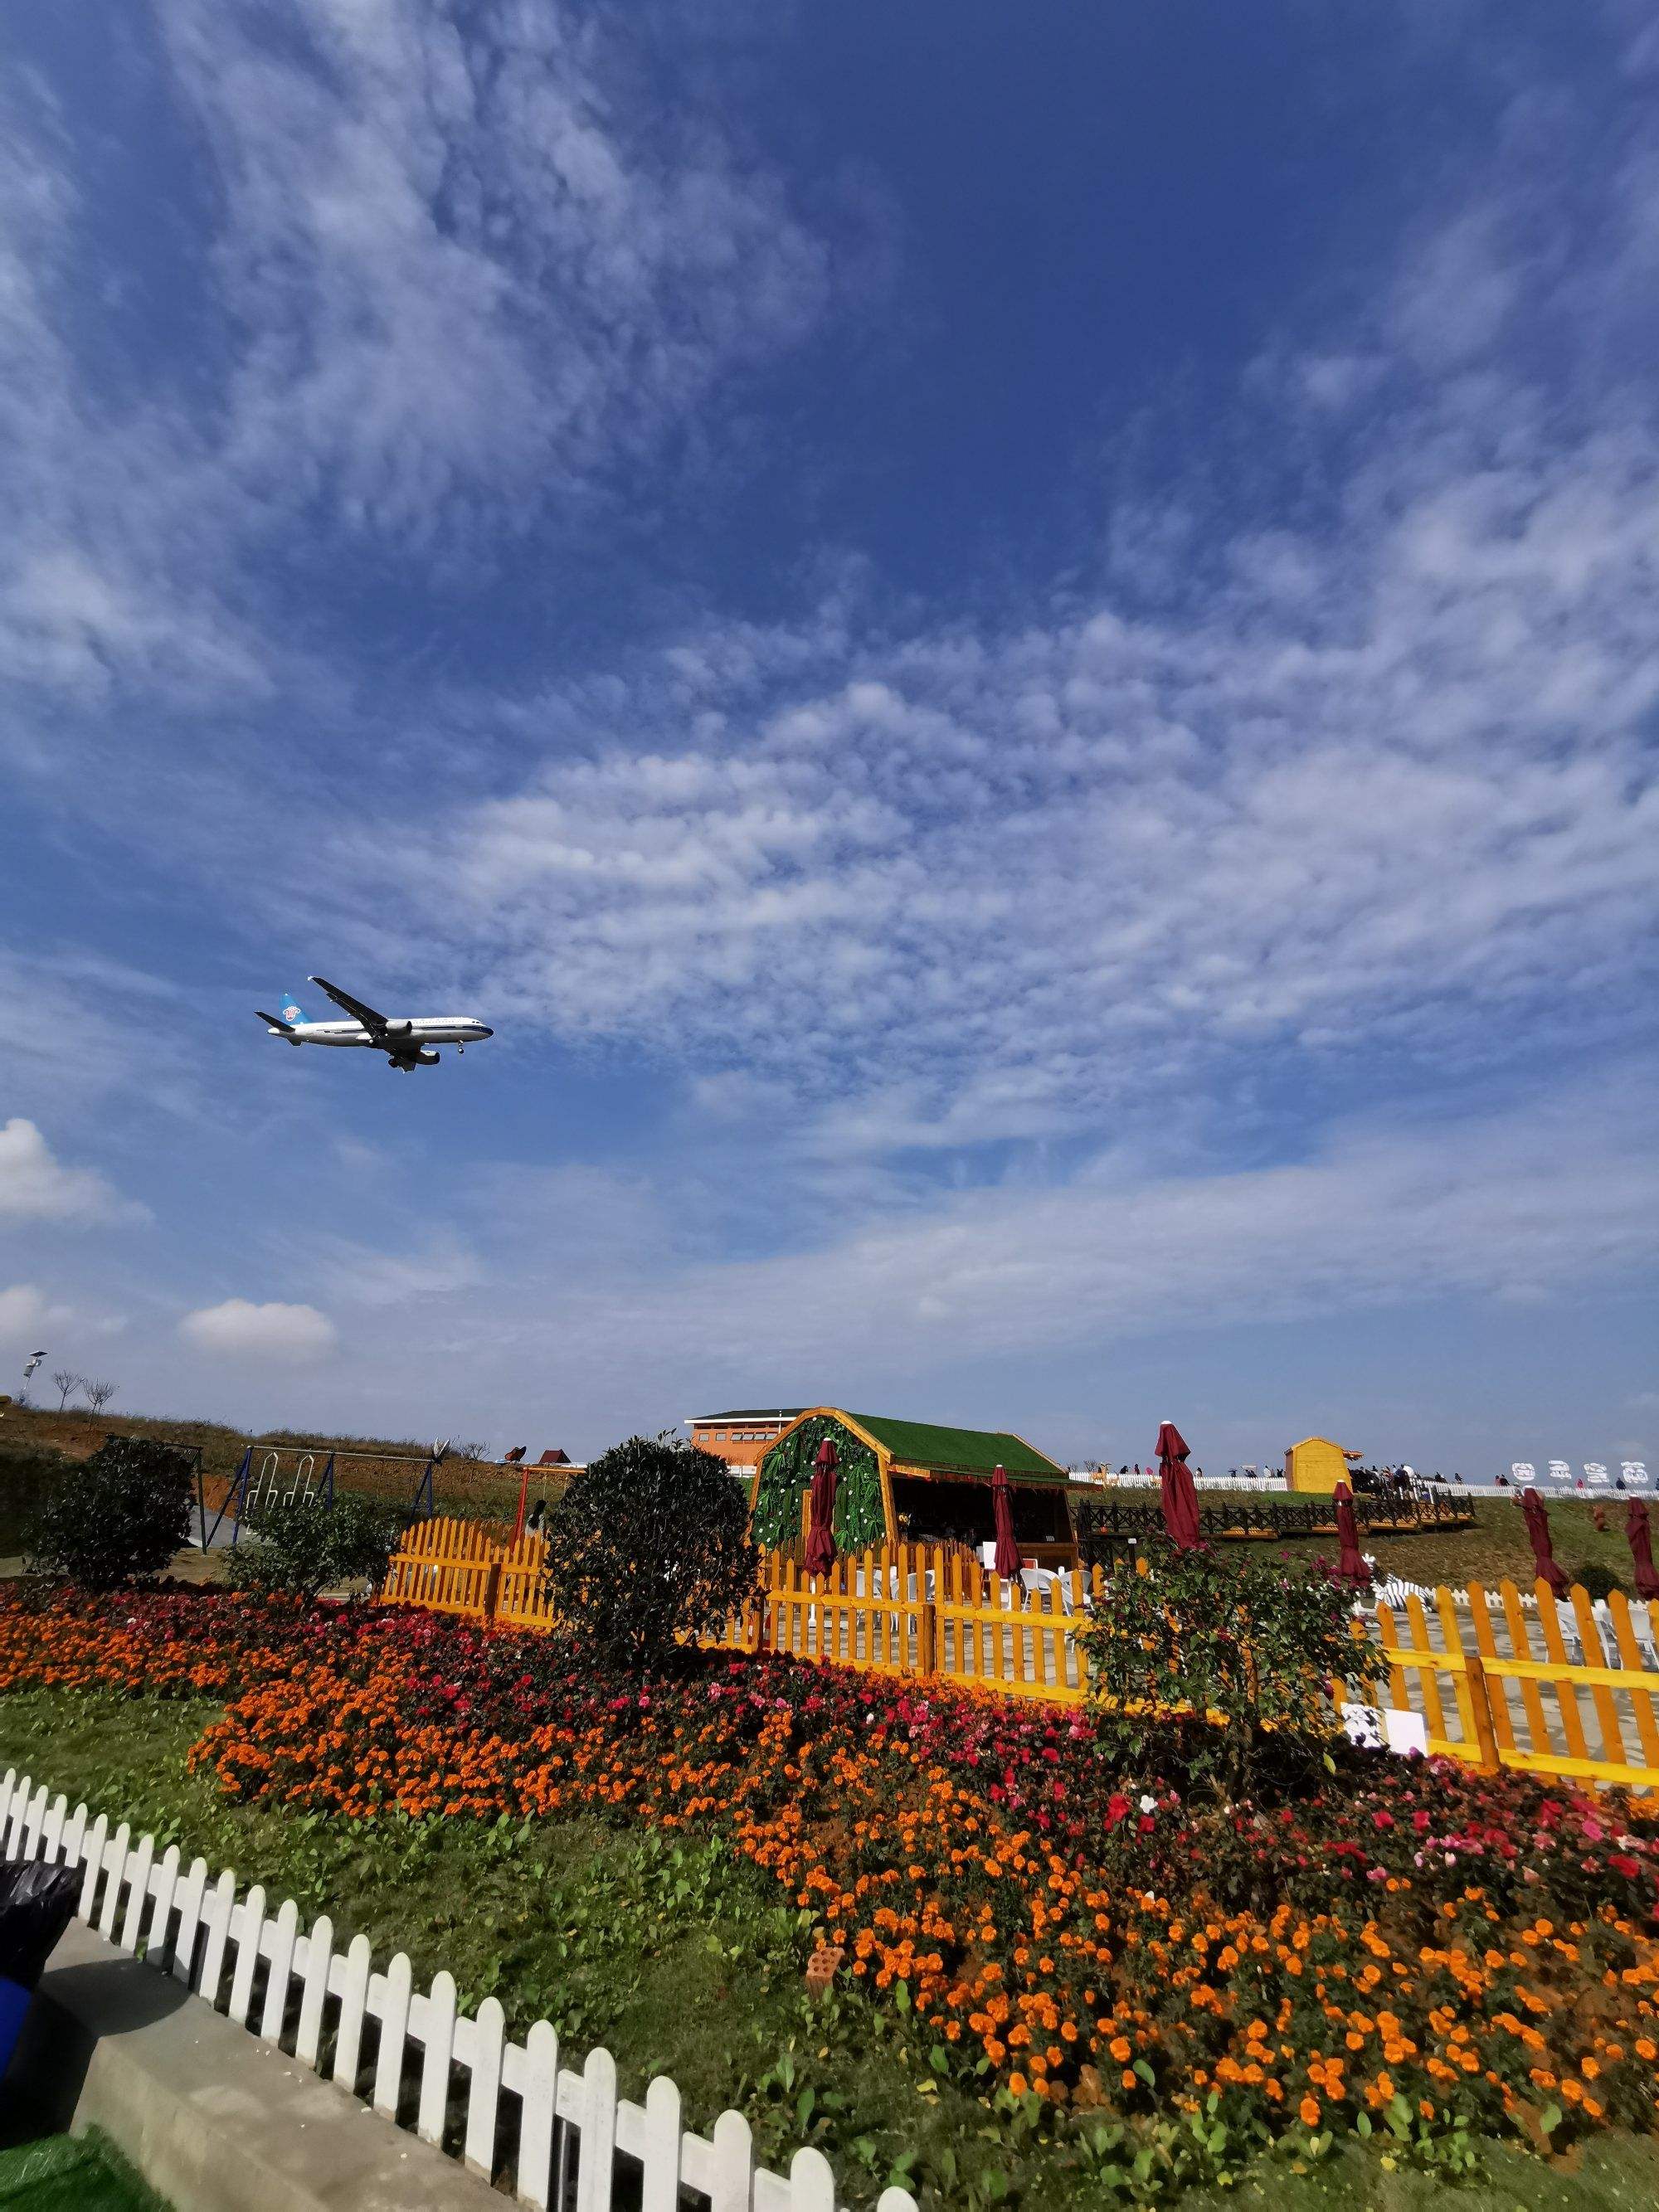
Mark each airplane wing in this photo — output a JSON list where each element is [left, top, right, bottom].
[[308, 975, 394, 1035]]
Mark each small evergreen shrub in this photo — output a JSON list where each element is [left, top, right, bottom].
[[24, 1436, 192, 1589], [0, 1446, 74, 1557], [546, 1432, 758, 1671], [1078, 1544, 1365, 1803], [228, 1492, 405, 1602], [1575, 1559, 1624, 1603]]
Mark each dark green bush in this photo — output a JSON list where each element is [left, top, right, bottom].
[[227, 1492, 405, 1602], [0, 1446, 74, 1557], [1078, 1545, 1366, 1803], [24, 1437, 192, 1589], [546, 1432, 758, 1672], [1574, 1559, 1624, 1603]]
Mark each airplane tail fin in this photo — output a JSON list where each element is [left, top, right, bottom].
[[278, 992, 310, 1026]]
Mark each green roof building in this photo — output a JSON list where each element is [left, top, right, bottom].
[[747, 1407, 1075, 1563]]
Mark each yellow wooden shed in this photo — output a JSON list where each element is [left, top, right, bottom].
[[1284, 1437, 1361, 1494]]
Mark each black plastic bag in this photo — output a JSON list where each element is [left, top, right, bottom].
[[0, 1860, 81, 1988]]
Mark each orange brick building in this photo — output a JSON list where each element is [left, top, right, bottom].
[[684, 1407, 806, 1474]]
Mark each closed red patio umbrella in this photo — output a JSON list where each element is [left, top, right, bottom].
[[991, 1464, 1023, 1581], [1155, 1421, 1202, 1551], [804, 1437, 839, 1578], [1627, 1496, 1659, 1602], [1521, 1485, 1570, 1596], [1331, 1479, 1369, 1587]]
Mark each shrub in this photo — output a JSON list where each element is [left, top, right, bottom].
[[227, 1492, 405, 1602], [1078, 1545, 1365, 1802], [0, 1446, 74, 1558], [23, 1436, 192, 1589], [1576, 1559, 1625, 1602], [546, 1432, 758, 1672]]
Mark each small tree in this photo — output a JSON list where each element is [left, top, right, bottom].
[[1078, 1546, 1365, 1804], [83, 1378, 116, 1415], [51, 1371, 81, 1412], [227, 1493, 404, 1603], [546, 1433, 758, 1672], [25, 1436, 192, 1589]]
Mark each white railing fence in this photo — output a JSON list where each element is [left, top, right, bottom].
[[0, 1769, 918, 2212]]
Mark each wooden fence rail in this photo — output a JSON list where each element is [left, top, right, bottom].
[[0, 1766, 917, 2212], [1375, 1577, 1659, 1791], [380, 1524, 1659, 1791]]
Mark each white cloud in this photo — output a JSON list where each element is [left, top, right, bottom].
[[216, 1075, 1656, 1462], [303, 373, 1659, 1156], [0, 1120, 145, 1225], [0, 1283, 69, 1347], [0, 2, 850, 712], [148, 0, 835, 537], [0, 1282, 123, 1354], [590, 1083, 1659, 1369], [179, 1299, 339, 1362]]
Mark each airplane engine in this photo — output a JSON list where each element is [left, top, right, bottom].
[[388, 1048, 440, 1071]]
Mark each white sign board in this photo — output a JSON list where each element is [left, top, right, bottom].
[[1341, 1703, 1429, 1757]]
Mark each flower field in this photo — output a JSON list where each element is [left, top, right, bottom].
[[4, 1586, 1659, 2197]]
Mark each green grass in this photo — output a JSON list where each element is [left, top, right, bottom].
[[1273, 1496, 1641, 1594], [6, 1687, 1659, 2208], [0, 2131, 171, 2210], [0, 1404, 529, 1542]]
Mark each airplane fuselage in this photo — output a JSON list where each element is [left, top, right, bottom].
[[270, 1018, 492, 1048]]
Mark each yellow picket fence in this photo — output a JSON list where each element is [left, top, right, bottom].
[[380, 1524, 1659, 1790], [380, 1515, 507, 1619], [730, 1545, 1092, 1701], [1374, 1577, 1659, 1791]]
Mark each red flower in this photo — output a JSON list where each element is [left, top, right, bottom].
[[1106, 1793, 1131, 1827]]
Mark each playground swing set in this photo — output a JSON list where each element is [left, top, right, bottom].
[[196, 1443, 446, 1551]]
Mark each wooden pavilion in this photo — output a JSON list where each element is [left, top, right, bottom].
[[747, 1408, 1076, 1567]]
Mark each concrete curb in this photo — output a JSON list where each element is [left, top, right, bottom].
[[7, 1920, 501, 2212]]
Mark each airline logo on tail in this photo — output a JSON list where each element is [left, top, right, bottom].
[[279, 994, 309, 1026]]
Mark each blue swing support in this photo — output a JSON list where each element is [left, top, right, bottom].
[[197, 1446, 437, 1552]]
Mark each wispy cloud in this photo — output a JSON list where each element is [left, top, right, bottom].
[[0, 1119, 148, 1227], [0, 1, 853, 716]]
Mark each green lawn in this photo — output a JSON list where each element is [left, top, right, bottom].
[[0, 2132, 169, 2210], [6, 1685, 1659, 2208], [1191, 1495, 1642, 1595]]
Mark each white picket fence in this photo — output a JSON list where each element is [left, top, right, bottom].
[[0, 1769, 918, 2212]]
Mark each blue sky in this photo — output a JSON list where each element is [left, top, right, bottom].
[[2, 1, 1656, 1474]]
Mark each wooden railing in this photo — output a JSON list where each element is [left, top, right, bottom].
[[381, 1514, 506, 1619], [380, 1526, 1659, 1791], [1074, 1487, 1473, 1553], [1375, 1577, 1659, 1790]]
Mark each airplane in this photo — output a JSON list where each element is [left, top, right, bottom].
[[255, 977, 494, 1072]]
